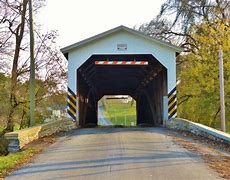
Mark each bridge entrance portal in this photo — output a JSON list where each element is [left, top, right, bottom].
[[77, 54, 167, 126]]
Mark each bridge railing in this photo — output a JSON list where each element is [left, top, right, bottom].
[[166, 118, 230, 145], [4, 119, 76, 152]]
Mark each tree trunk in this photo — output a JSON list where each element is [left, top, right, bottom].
[[5, 0, 28, 132], [19, 109, 28, 129]]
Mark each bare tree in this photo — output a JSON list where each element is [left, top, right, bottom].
[[0, 0, 66, 132], [136, 0, 230, 52]]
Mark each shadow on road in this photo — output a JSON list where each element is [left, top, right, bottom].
[[7, 127, 217, 180]]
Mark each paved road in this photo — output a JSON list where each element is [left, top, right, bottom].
[[98, 106, 113, 126], [7, 128, 222, 180]]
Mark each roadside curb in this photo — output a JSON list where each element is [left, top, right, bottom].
[[166, 118, 230, 145]]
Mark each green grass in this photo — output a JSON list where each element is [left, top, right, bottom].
[[0, 148, 40, 177], [103, 98, 136, 126]]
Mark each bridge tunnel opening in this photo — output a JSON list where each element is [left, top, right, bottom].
[[77, 54, 167, 127], [97, 95, 137, 126]]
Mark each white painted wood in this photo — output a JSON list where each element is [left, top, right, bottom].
[[62, 26, 180, 121]]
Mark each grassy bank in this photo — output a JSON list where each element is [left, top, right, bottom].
[[103, 98, 136, 126], [0, 148, 40, 177], [0, 136, 56, 178]]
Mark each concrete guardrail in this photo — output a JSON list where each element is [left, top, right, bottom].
[[166, 118, 230, 144], [4, 119, 76, 152]]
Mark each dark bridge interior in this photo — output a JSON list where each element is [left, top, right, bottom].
[[77, 54, 167, 126]]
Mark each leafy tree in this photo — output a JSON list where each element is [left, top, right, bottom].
[[178, 21, 230, 128], [0, 73, 10, 129]]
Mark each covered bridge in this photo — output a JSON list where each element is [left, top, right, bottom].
[[61, 25, 182, 126]]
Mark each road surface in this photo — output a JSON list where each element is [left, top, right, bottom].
[[7, 128, 222, 180], [98, 106, 113, 126]]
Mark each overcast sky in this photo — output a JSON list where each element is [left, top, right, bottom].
[[38, 0, 166, 48]]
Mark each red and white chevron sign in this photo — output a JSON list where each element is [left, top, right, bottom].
[[95, 61, 148, 65]]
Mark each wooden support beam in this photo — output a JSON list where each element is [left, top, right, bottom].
[[135, 68, 163, 95], [79, 61, 95, 74]]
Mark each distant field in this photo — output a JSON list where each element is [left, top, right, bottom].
[[103, 98, 136, 126]]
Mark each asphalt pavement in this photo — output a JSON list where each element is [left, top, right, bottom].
[[6, 128, 222, 180]]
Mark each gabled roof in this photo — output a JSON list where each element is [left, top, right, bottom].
[[61, 25, 183, 54]]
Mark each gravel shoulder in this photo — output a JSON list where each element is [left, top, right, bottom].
[[170, 130, 230, 179]]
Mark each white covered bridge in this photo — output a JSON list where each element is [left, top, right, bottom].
[[61, 25, 182, 126]]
